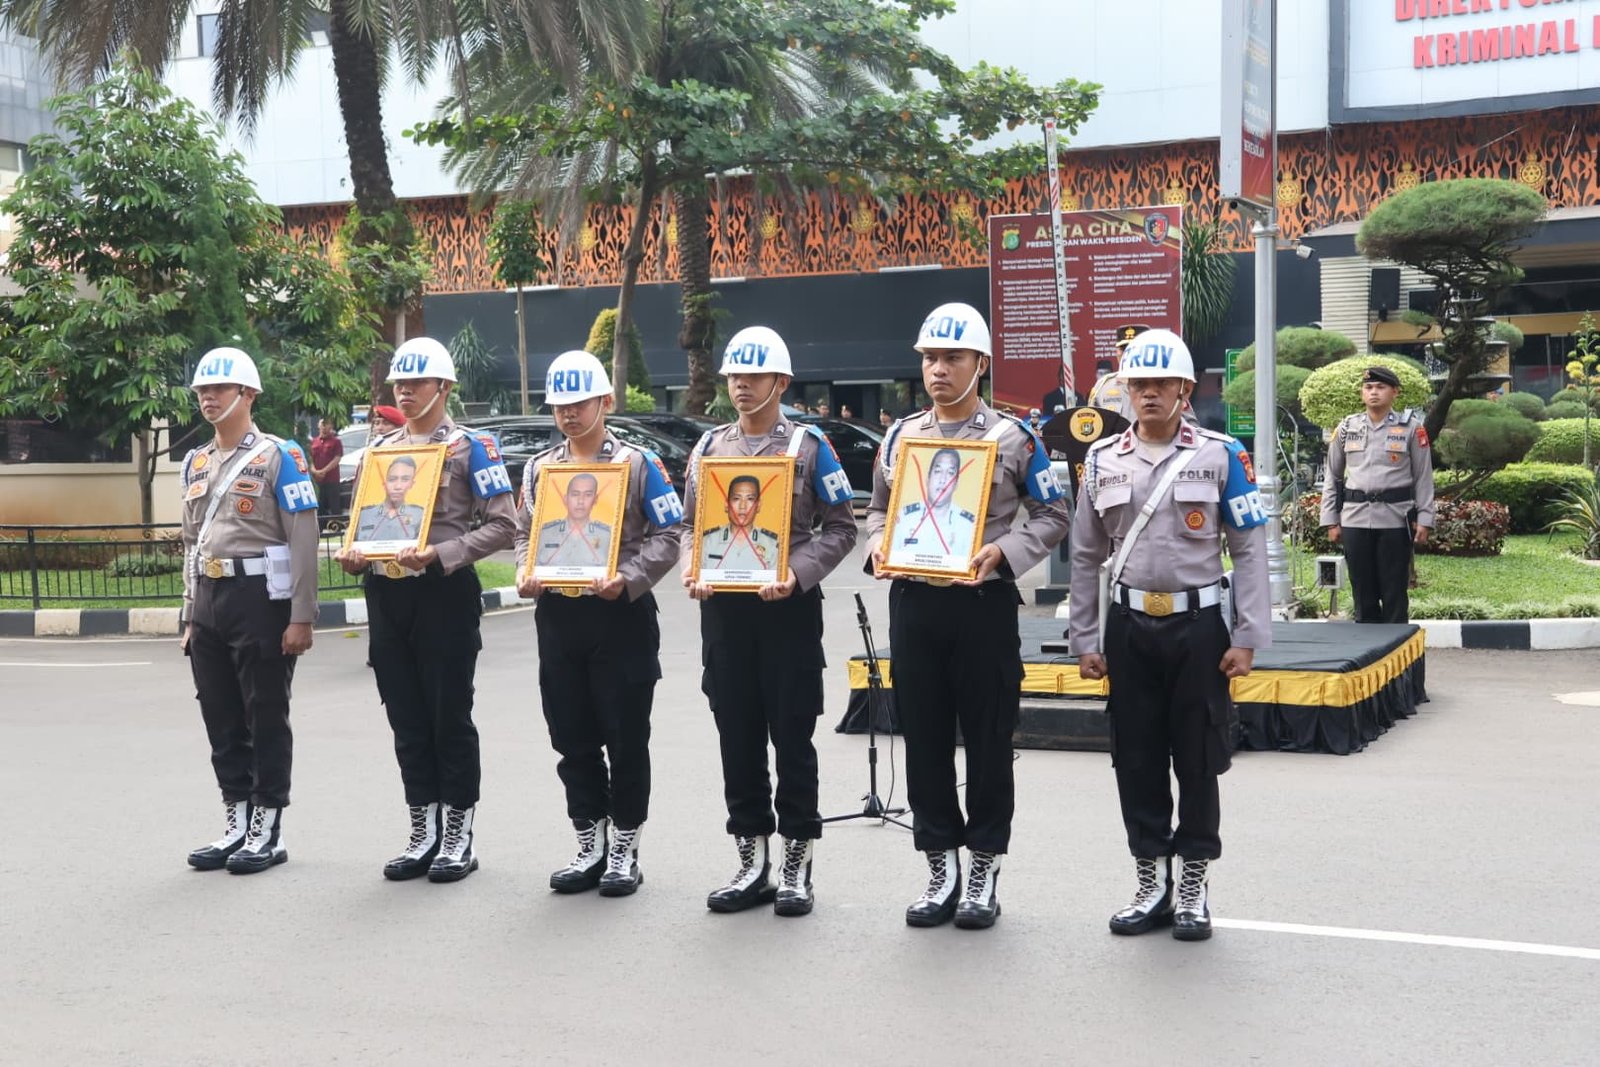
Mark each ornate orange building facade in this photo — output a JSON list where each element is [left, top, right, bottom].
[[282, 105, 1596, 296]]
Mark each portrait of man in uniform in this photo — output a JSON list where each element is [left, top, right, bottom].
[[344, 445, 445, 557], [880, 437, 995, 580], [526, 464, 628, 586], [691, 457, 794, 590]]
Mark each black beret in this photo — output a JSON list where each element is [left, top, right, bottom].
[[1362, 365, 1401, 387]]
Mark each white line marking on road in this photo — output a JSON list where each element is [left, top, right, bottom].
[[1217, 918, 1600, 960], [1554, 691, 1600, 707], [0, 661, 152, 667]]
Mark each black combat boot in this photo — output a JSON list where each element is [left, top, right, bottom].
[[550, 817, 610, 893], [188, 800, 250, 870], [427, 804, 479, 883], [773, 838, 815, 918], [383, 803, 440, 881], [598, 824, 642, 896], [1109, 856, 1175, 935], [905, 849, 961, 928], [1172, 857, 1213, 941], [225, 805, 287, 874], [706, 835, 775, 913], [953, 850, 1002, 930]]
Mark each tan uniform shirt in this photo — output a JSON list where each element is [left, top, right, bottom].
[[363, 417, 517, 573], [1067, 422, 1272, 653], [514, 430, 684, 601], [865, 401, 1070, 579], [180, 427, 320, 624], [681, 417, 858, 592], [1320, 410, 1436, 530]]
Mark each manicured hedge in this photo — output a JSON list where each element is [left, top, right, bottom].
[[1525, 418, 1600, 464], [1437, 463, 1598, 533], [1284, 491, 1509, 555]]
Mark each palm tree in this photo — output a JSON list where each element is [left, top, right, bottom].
[[0, 0, 650, 395]]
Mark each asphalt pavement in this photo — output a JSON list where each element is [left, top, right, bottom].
[[3, 565, 1598, 1065]]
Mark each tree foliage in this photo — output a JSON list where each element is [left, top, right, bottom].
[[1434, 408, 1538, 473], [1221, 365, 1311, 420], [1355, 178, 1546, 439], [0, 64, 376, 518], [1180, 216, 1236, 345], [584, 307, 650, 391], [1298, 355, 1433, 430], [1561, 311, 1600, 468], [1236, 326, 1355, 373]]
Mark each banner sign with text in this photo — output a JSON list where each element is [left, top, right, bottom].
[[987, 206, 1183, 417], [1221, 0, 1276, 210]]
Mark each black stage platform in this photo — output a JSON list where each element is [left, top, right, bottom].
[[837, 618, 1427, 755]]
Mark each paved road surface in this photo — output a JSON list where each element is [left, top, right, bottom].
[[3, 569, 1598, 1064]]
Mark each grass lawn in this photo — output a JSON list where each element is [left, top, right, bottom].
[[1286, 532, 1600, 620], [0, 558, 519, 612]]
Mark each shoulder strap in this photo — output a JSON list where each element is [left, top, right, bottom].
[[982, 416, 1015, 443], [786, 425, 810, 457], [1108, 447, 1202, 586]]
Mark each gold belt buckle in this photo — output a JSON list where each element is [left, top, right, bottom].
[[926, 577, 955, 587], [383, 560, 405, 579], [1143, 591, 1174, 617], [559, 587, 583, 598], [203, 558, 225, 579]]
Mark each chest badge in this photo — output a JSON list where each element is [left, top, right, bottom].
[[236, 498, 256, 515], [1184, 509, 1206, 530]]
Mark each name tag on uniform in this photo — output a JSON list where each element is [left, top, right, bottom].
[[1385, 430, 1408, 452], [1344, 435, 1366, 452]]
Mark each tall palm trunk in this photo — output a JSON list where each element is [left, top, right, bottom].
[[328, 0, 421, 403], [612, 152, 659, 408], [676, 183, 716, 416]]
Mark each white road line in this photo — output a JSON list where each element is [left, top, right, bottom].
[[1217, 918, 1600, 960], [0, 661, 152, 668]]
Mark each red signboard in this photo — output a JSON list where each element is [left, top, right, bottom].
[[1221, 0, 1276, 211], [986, 206, 1183, 417]]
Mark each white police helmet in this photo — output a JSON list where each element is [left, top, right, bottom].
[[387, 337, 458, 383], [545, 350, 613, 404], [191, 347, 262, 392], [718, 326, 793, 376], [915, 302, 992, 358], [1118, 329, 1196, 383]]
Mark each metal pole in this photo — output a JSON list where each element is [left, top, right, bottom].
[[1252, 214, 1292, 611], [1043, 118, 1074, 401]]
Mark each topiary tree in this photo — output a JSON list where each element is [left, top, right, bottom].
[[1526, 418, 1600, 465], [1500, 391, 1545, 420], [1433, 408, 1538, 492], [584, 307, 650, 392], [1546, 398, 1590, 421], [1299, 355, 1433, 430], [1356, 178, 1546, 441], [1222, 364, 1311, 420], [1236, 327, 1355, 373]]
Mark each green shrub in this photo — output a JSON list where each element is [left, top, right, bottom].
[[1236, 327, 1356, 373], [1500, 392, 1545, 420], [624, 385, 656, 413], [1544, 478, 1600, 559], [1433, 409, 1538, 471], [1221, 365, 1311, 418], [105, 552, 184, 577], [1525, 418, 1600, 464], [1410, 598, 1492, 620], [1545, 399, 1589, 421], [1300, 356, 1434, 429], [1283, 491, 1334, 552], [584, 307, 651, 391], [1554, 596, 1600, 617], [1420, 498, 1509, 556], [1439, 463, 1598, 533], [1441, 399, 1501, 428]]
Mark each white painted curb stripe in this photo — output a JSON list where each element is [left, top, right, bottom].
[[1528, 617, 1600, 650], [1417, 620, 1461, 648], [342, 598, 368, 625], [1216, 918, 1600, 960]]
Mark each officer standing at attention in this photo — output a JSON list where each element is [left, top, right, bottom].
[[181, 347, 319, 874], [336, 337, 516, 883], [682, 327, 857, 918], [1320, 365, 1434, 623], [1068, 329, 1270, 942], [516, 351, 684, 897], [867, 302, 1070, 931]]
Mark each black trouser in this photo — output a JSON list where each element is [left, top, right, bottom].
[[1342, 525, 1412, 623], [1104, 603, 1234, 861], [365, 566, 484, 808], [317, 481, 343, 515], [535, 591, 660, 830], [888, 579, 1022, 854], [700, 588, 825, 841], [188, 574, 296, 809]]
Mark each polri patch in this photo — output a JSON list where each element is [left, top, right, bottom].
[[237, 498, 256, 514], [1185, 509, 1206, 530]]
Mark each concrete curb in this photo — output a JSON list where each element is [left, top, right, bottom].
[[0, 585, 532, 638]]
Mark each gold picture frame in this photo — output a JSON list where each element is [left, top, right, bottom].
[[878, 436, 997, 581], [344, 444, 446, 560], [523, 462, 630, 589], [690, 456, 795, 591]]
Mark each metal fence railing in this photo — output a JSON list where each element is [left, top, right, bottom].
[[0, 520, 363, 609]]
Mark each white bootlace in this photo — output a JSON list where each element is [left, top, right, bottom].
[[211, 803, 246, 849], [1177, 859, 1209, 912], [779, 841, 808, 892], [240, 805, 270, 850], [1130, 858, 1163, 909], [918, 852, 952, 903], [728, 836, 759, 885], [568, 822, 600, 868], [607, 828, 638, 875], [964, 852, 996, 903], [439, 808, 467, 861], [405, 807, 433, 854]]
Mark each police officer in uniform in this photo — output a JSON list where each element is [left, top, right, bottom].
[[336, 337, 517, 883], [516, 351, 684, 897], [683, 326, 857, 918], [1068, 329, 1270, 942], [181, 347, 320, 874], [867, 302, 1070, 930], [1320, 365, 1435, 623], [535, 472, 614, 567], [698, 474, 783, 573]]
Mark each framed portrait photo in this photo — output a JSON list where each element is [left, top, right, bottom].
[[879, 437, 997, 581], [690, 456, 795, 591], [525, 463, 630, 589], [344, 444, 446, 559]]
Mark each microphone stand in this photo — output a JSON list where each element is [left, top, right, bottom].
[[824, 593, 911, 829]]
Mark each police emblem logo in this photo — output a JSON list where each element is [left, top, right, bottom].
[[1144, 214, 1169, 244], [1071, 408, 1103, 443], [1238, 450, 1257, 484], [1416, 427, 1430, 448], [1001, 226, 1021, 250], [289, 446, 308, 474], [237, 498, 255, 515], [476, 434, 500, 461], [1185, 509, 1205, 531]]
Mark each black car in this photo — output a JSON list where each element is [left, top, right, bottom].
[[793, 415, 883, 504], [473, 415, 693, 497], [621, 412, 718, 451]]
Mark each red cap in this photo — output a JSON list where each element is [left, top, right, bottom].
[[372, 405, 406, 426]]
